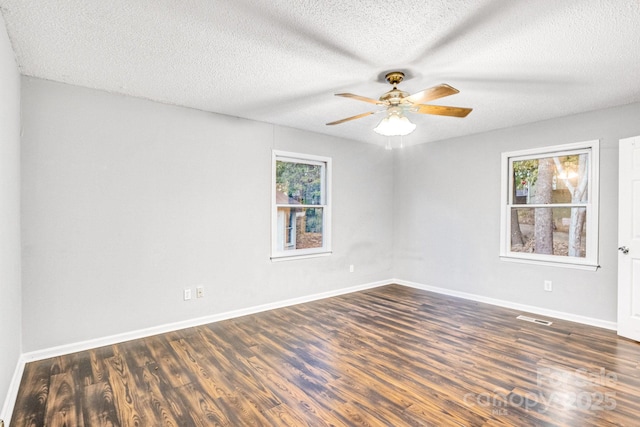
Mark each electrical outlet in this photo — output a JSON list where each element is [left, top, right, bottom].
[[184, 288, 192, 300], [349, 264, 355, 273], [196, 286, 204, 298], [544, 280, 553, 292]]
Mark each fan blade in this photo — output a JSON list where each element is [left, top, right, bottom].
[[326, 111, 375, 126], [405, 84, 459, 104], [335, 93, 382, 105], [414, 104, 473, 117]]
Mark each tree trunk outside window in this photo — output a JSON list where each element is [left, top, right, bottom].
[[554, 154, 588, 257], [534, 157, 554, 254]]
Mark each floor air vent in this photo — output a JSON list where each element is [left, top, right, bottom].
[[517, 315, 553, 326]]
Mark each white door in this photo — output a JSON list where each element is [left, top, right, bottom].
[[618, 135, 640, 341]]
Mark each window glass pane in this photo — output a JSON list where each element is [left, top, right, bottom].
[[276, 161, 323, 205], [512, 153, 589, 205], [510, 207, 587, 257], [276, 207, 323, 251]]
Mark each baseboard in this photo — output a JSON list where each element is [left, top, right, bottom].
[[19, 277, 618, 362], [21, 279, 393, 364], [1, 354, 25, 427], [395, 278, 617, 331]]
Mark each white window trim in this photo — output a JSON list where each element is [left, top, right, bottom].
[[499, 140, 600, 271], [271, 150, 332, 261]]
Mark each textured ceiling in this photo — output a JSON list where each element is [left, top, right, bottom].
[[1, 0, 640, 146]]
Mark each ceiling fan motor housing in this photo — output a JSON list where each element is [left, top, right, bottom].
[[379, 88, 410, 105]]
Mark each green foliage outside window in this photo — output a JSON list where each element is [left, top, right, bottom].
[[276, 161, 322, 205]]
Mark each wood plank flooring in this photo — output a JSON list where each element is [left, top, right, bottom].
[[10, 284, 640, 426]]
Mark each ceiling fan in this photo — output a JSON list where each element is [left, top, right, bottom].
[[326, 71, 472, 136]]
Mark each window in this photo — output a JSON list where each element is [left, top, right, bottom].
[[500, 140, 599, 270], [271, 151, 331, 260]]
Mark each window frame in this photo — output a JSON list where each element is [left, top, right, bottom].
[[271, 150, 332, 261], [499, 140, 600, 270]]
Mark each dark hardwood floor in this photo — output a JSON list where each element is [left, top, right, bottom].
[[10, 284, 640, 426]]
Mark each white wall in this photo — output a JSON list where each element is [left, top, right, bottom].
[[394, 102, 640, 322], [20, 77, 394, 352], [0, 15, 21, 420]]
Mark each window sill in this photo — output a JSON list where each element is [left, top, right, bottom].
[[500, 255, 599, 271], [271, 251, 332, 262]]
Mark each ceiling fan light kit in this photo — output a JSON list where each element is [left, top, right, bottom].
[[373, 107, 416, 136], [327, 71, 472, 142]]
